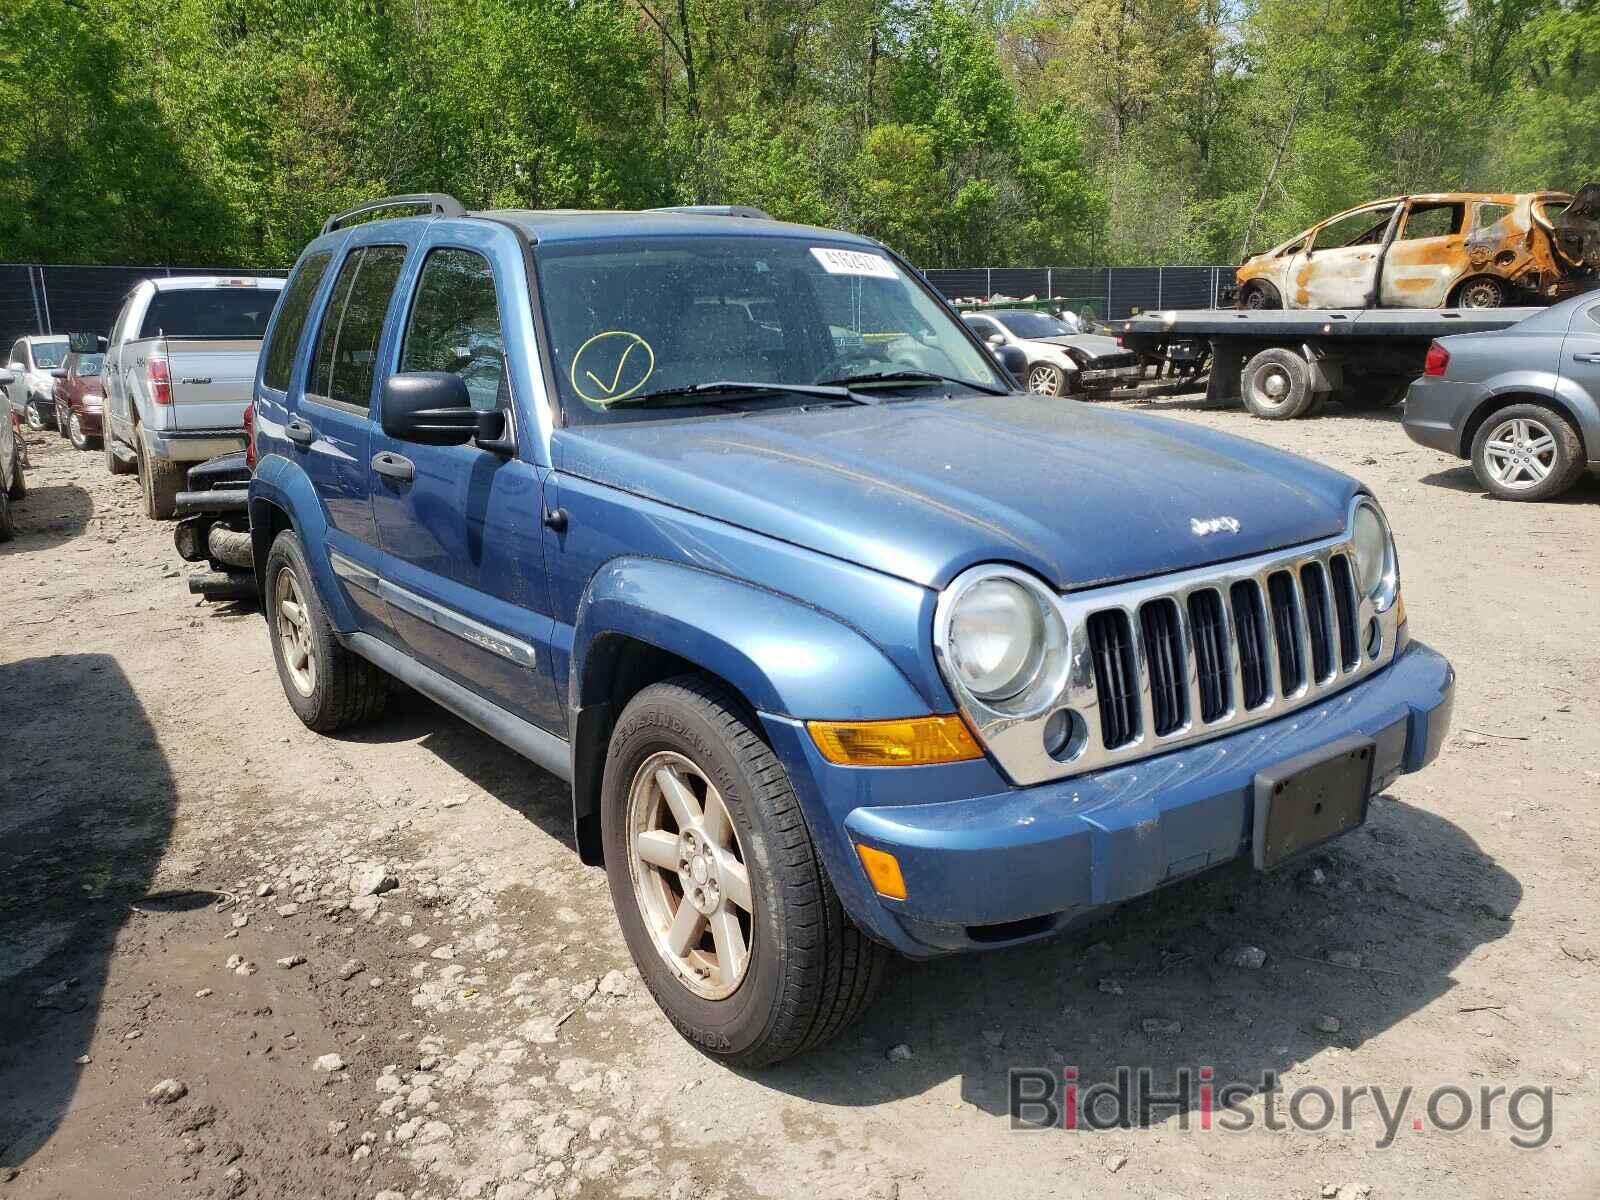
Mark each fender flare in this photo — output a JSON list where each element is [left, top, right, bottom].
[[247, 453, 359, 629], [1463, 373, 1598, 459]]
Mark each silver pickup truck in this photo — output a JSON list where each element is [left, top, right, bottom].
[[103, 275, 284, 517]]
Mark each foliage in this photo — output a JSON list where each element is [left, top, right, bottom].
[[1, 0, 1596, 269]]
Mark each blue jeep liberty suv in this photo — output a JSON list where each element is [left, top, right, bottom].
[[248, 194, 1455, 1066]]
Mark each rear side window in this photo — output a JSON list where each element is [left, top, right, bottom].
[[309, 246, 407, 412], [262, 251, 334, 391], [399, 249, 507, 412], [139, 286, 279, 339]]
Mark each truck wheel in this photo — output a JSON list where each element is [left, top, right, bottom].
[[1025, 363, 1066, 397], [1239, 283, 1281, 310], [1451, 277, 1506, 309], [601, 676, 888, 1067], [106, 432, 136, 475], [1470, 404, 1585, 501], [139, 449, 183, 520], [265, 530, 389, 731], [1338, 379, 1408, 410], [1241, 348, 1315, 419]]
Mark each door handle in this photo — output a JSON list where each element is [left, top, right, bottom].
[[1574, 352, 1600, 364], [371, 450, 415, 482], [284, 417, 315, 446]]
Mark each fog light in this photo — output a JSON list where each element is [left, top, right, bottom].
[[855, 843, 908, 900], [808, 715, 982, 766], [1042, 708, 1087, 761]]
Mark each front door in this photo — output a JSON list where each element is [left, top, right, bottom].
[[1379, 200, 1467, 307], [1286, 204, 1398, 308], [1560, 298, 1600, 416], [369, 238, 562, 734]]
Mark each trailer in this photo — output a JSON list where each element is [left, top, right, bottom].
[[1115, 306, 1537, 419]]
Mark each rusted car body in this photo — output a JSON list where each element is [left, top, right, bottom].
[[1236, 189, 1600, 310]]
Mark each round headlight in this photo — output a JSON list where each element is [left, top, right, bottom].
[[948, 578, 1045, 701], [1351, 500, 1398, 611]]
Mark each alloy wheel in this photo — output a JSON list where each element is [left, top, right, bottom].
[[1482, 416, 1556, 491], [1027, 365, 1060, 395], [626, 750, 755, 1000], [274, 566, 318, 697]]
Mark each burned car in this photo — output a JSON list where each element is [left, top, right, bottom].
[[1235, 188, 1599, 311]]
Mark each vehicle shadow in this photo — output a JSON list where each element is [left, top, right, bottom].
[[1422, 465, 1600, 503], [0, 655, 176, 1168], [757, 794, 1520, 1129], [0, 483, 94, 556], [334, 689, 572, 843]]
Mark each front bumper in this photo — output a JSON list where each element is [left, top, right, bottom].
[[766, 639, 1453, 958]]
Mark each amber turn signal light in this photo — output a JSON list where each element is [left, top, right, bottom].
[[855, 843, 908, 900], [807, 715, 982, 767]]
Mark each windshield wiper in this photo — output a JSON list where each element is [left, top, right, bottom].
[[602, 380, 877, 410], [817, 369, 1010, 396]]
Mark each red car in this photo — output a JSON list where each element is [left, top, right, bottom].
[[51, 351, 105, 451]]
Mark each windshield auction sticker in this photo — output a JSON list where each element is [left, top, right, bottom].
[[571, 331, 655, 405], [809, 247, 898, 280]]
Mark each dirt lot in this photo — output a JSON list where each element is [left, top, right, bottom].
[[1, 397, 1597, 1200]]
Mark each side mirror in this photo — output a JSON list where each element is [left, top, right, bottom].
[[51, 368, 67, 380], [992, 344, 1028, 389], [380, 372, 513, 453], [986, 332, 1006, 347]]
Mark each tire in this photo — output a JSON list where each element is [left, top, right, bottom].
[[67, 411, 94, 451], [1470, 403, 1585, 501], [1451, 276, 1506, 309], [1025, 362, 1066, 397], [7, 442, 25, 501], [1239, 283, 1281, 310], [1241, 347, 1315, 419], [138, 446, 184, 520], [601, 676, 888, 1067], [56, 403, 71, 438], [264, 529, 389, 731], [0, 484, 13, 542], [106, 431, 136, 475], [25, 398, 49, 431]]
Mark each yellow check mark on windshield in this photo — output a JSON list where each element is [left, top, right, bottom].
[[586, 341, 638, 396]]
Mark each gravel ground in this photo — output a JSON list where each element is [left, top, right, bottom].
[[1, 395, 1596, 1200]]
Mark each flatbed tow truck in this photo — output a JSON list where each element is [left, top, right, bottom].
[[1115, 306, 1539, 419]]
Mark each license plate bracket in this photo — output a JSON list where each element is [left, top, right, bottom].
[[1252, 734, 1375, 870]]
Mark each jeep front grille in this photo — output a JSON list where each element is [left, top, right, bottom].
[[939, 506, 1403, 787]]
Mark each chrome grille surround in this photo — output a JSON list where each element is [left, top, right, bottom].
[[935, 498, 1402, 787]]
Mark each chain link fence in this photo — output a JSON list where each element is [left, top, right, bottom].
[[2, 261, 1232, 350], [2, 263, 289, 350]]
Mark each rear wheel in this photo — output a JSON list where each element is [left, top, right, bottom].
[[602, 676, 887, 1067], [1470, 404, 1585, 501], [138, 444, 183, 519], [1451, 276, 1506, 309], [106, 430, 136, 475], [7, 441, 25, 501], [264, 530, 389, 731], [1338, 378, 1408, 410], [1241, 347, 1315, 419], [0, 483, 13, 542]]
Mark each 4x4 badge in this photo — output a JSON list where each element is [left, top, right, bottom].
[[1190, 516, 1241, 535]]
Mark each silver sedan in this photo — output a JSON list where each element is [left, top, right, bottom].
[[1403, 290, 1600, 500]]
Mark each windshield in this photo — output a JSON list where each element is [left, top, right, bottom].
[[994, 311, 1072, 339], [74, 353, 104, 377], [32, 340, 68, 369], [533, 236, 1005, 422]]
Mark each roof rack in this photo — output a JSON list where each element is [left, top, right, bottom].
[[647, 205, 773, 220], [322, 193, 466, 235]]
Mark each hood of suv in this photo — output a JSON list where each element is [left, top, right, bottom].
[[554, 395, 1358, 591]]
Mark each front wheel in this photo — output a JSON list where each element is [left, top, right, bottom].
[[1470, 404, 1585, 501], [24, 399, 48, 431], [56, 403, 71, 438], [68, 411, 95, 450], [1025, 362, 1067, 397], [602, 677, 887, 1067]]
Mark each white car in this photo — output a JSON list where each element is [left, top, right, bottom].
[[961, 309, 1142, 397], [6, 334, 71, 430]]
